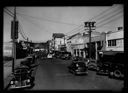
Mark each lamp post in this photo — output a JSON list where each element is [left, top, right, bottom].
[[84, 21, 96, 62]]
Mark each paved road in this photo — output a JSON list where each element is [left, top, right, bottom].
[[27, 58, 124, 91]]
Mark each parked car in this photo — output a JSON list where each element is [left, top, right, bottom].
[[96, 61, 111, 75], [60, 51, 72, 60], [9, 66, 34, 89], [47, 53, 53, 58], [97, 51, 124, 79], [52, 51, 61, 58], [68, 61, 88, 75], [72, 56, 84, 61], [20, 58, 32, 68], [108, 53, 125, 79]]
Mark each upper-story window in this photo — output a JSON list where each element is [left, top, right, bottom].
[[108, 39, 116, 47], [118, 27, 123, 31]]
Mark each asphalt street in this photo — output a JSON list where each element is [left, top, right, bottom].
[[28, 58, 124, 91]]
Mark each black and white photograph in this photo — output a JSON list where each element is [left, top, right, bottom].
[[2, 3, 125, 91]]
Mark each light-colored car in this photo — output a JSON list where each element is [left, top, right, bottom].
[[47, 54, 53, 58]]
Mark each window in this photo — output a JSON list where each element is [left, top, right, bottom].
[[118, 27, 123, 31], [108, 39, 116, 47]]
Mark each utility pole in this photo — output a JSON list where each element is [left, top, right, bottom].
[[84, 21, 96, 62], [11, 7, 18, 73]]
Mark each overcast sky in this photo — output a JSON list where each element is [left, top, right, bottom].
[[3, 4, 123, 42]]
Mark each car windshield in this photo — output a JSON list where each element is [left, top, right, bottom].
[[14, 68, 29, 80], [76, 62, 85, 67], [101, 55, 114, 62]]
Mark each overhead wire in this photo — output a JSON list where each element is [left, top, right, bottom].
[[4, 8, 29, 41], [65, 5, 119, 35], [4, 7, 54, 42], [95, 8, 123, 26], [17, 15, 53, 34], [97, 13, 123, 28], [67, 5, 123, 36], [16, 12, 79, 26], [89, 5, 122, 22], [18, 21, 28, 40], [66, 5, 123, 36], [4, 9, 14, 18], [4, 6, 123, 40]]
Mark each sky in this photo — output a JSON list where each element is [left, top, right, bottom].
[[3, 4, 123, 43]]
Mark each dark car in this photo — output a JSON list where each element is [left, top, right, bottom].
[[68, 61, 88, 75], [52, 51, 61, 58], [96, 62, 111, 75], [9, 66, 34, 89], [72, 56, 84, 61], [96, 51, 124, 79], [60, 52, 72, 60], [108, 53, 125, 79], [96, 52, 115, 75]]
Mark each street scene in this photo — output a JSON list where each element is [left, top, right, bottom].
[[3, 4, 124, 91]]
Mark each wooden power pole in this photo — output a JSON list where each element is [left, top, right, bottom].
[[11, 7, 18, 73], [84, 21, 96, 62]]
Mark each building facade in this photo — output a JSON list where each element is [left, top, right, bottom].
[[52, 33, 66, 51], [106, 29, 124, 51]]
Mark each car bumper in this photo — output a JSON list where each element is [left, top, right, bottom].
[[96, 70, 109, 75], [9, 84, 31, 89], [9, 80, 32, 89], [76, 71, 88, 75]]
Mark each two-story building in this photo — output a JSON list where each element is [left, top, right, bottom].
[[52, 33, 66, 51], [106, 28, 124, 51]]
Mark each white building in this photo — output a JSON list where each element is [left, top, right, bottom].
[[52, 33, 66, 51], [106, 29, 124, 51]]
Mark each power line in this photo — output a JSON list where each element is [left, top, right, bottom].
[[67, 5, 123, 36], [4, 8, 29, 41], [65, 25, 84, 35], [18, 22, 28, 40], [17, 12, 80, 26], [65, 5, 121, 36], [19, 26, 27, 40], [17, 15, 53, 34], [95, 8, 123, 26], [97, 13, 123, 28], [4, 9, 14, 18], [89, 5, 122, 22], [4, 8, 14, 16]]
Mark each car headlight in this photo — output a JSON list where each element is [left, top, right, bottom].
[[10, 81, 14, 84], [15, 81, 18, 84], [27, 79, 30, 82]]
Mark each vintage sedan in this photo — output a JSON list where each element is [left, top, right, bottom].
[[68, 61, 88, 75], [9, 66, 34, 89], [96, 51, 124, 79], [60, 51, 72, 60]]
